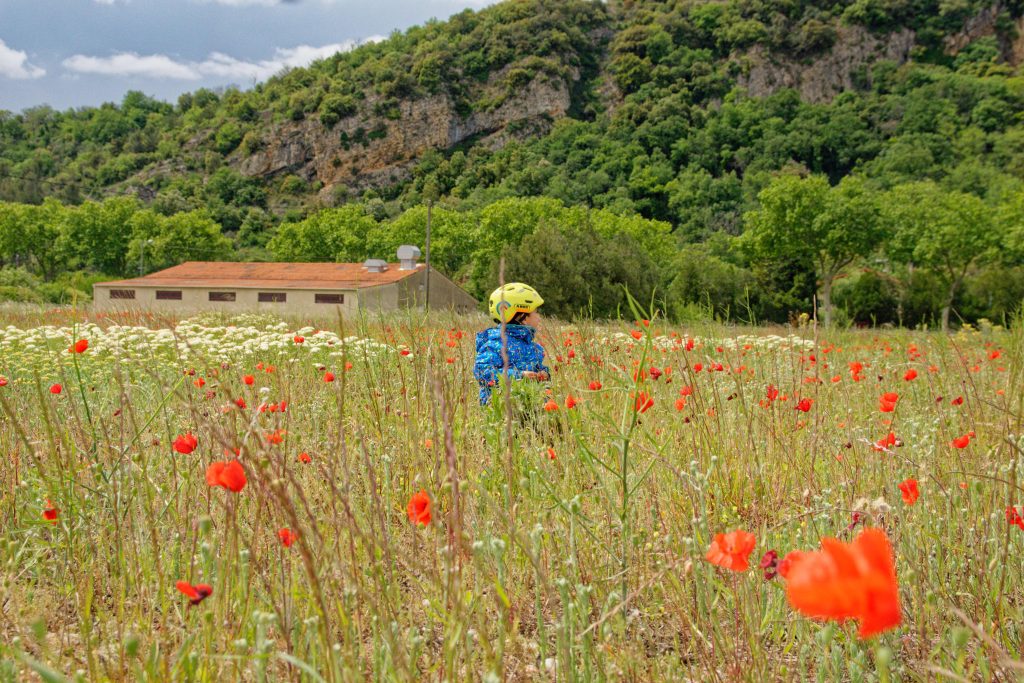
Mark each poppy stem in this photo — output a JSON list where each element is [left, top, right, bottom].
[[71, 344, 98, 458]]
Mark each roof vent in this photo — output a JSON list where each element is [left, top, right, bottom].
[[397, 245, 421, 270], [363, 259, 388, 273]]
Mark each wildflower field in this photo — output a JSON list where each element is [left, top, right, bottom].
[[0, 307, 1022, 682]]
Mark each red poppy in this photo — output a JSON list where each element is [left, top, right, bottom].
[[674, 397, 686, 411], [897, 478, 919, 505], [951, 396, 963, 406], [193, 377, 206, 388], [243, 374, 255, 385], [795, 398, 812, 413], [784, 528, 901, 639], [635, 392, 654, 414], [879, 392, 899, 413], [0, 376, 7, 387], [49, 383, 62, 395], [70, 339, 89, 354], [951, 434, 971, 449], [588, 381, 602, 391], [680, 385, 693, 397], [293, 335, 305, 344], [172, 433, 198, 455], [565, 395, 578, 409], [543, 399, 558, 412], [278, 528, 297, 547], [546, 447, 556, 460], [766, 385, 779, 402], [1006, 507, 1024, 530], [265, 429, 286, 445], [206, 460, 247, 493], [777, 550, 806, 579], [176, 580, 213, 606], [42, 500, 58, 525], [693, 363, 703, 372], [630, 330, 643, 340], [903, 369, 917, 381], [407, 490, 431, 526], [234, 397, 247, 409], [760, 550, 779, 579], [706, 529, 757, 571], [873, 432, 896, 452], [649, 366, 663, 380], [298, 451, 311, 464], [846, 511, 866, 532]]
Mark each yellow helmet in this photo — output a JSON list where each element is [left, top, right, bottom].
[[489, 283, 544, 324]]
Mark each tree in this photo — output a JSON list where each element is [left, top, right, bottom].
[[0, 199, 69, 280], [63, 197, 140, 275], [744, 174, 883, 327], [501, 222, 658, 319], [883, 181, 1001, 331], [267, 205, 377, 262], [469, 197, 566, 298], [365, 205, 476, 276], [128, 209, 232, 273]]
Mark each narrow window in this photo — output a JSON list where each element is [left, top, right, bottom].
[[258, 292, 286, 303], [110, 289, 135, 300], [315, 293, 344, 304], [209, 291, 236, 302], [156, 290, 182, 300]]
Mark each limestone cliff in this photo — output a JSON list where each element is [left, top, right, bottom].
[[736, 26, 916, 103], [737, 4, 1020, 103], [233, 70, 574, 202]]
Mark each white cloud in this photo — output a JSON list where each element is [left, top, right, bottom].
[[195, 42, 357, 80], [63, 52, 201, 80], [0, 39, 45, 80], [196, 0, 293, 5], [62, 39, 377, 82]]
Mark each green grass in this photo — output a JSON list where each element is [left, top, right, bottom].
[[0, 307, 1021, 681]]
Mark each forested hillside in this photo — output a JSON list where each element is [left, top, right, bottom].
[[2, 0, 1023, 327]]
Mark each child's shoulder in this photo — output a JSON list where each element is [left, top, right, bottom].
[[476, 327, 500, 348]]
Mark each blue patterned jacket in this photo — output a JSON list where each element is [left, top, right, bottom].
[[473, 325, 549, 405]]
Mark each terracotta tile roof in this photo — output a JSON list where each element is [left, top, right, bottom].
[[95, 261, 424, 290]]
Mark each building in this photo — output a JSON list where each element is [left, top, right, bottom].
[[92, 246, 477, 315]]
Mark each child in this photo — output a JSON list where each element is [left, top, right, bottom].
[[474, 283, 550, 406]]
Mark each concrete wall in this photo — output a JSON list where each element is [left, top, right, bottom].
[[92, 270, 478, 316], [92, 285, 359, 316], [391, 269, 479, 313]]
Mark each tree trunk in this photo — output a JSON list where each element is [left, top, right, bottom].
[[820, 275, 833, 328], [941, 279, 959, 332]]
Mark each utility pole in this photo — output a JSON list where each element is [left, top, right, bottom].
[[139, 239, 153, 276], [424, 199, 432, 311], [422, 178, 439, 312]]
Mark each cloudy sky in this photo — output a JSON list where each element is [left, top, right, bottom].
[[0, 0, 498, 113]]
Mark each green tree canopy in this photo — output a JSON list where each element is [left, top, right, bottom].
[[883, 181, 1002, 330], [267, 205, 378, 262], [743, 173, 883, 326]]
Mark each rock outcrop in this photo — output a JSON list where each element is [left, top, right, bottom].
[[234, 70, 574, 201], [737, 25, 916, 103]]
